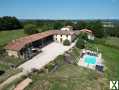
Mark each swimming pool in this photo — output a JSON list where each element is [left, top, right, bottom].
[[84, 55, 96, 64]]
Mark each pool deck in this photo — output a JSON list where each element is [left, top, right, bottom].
[[78, 50, 103, 70]]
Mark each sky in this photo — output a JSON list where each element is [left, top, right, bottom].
[[0, 0, 119, 19]]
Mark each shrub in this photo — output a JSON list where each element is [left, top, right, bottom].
[[86, 43, 97, 52], [0, 70, 5, 75], [78, 32, 88, 40], [0, 47, 5, 55], [63, 39, 70, 46], [76, 39, 85, 49], [54, 55, 64, 66], [24, 24, 39, 35], [45, 62, 55, 72], [31, 68, 40, 73]]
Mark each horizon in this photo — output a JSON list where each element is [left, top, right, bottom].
[[19, 18, 119, 20], [0, 0, 119, 19]]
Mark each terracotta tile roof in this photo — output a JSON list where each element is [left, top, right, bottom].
[[54, 30, 75, 35], [5, 30, 56, 51], [5, 30, 76, 51], [80, 29, 92, 33]]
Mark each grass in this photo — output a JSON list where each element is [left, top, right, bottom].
[[0, 29, 26, 46], [0, 55, 25, 85], [0, 55, 25, 86], [95, 37, 119, 49], [0, 28, 50, 47], [94, 44, 119, 80], [88, 37, 119, 80], [0, 55, 25, 71], [0, 69, 22, 84], [88, 37, 119, 81], [1, 73, 26, 90], [69, 47, 80, 64], [25, 65, 108, 90], [105, 37, 119, 48]]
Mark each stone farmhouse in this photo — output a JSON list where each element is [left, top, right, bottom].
[[5, 26, 94, 59]]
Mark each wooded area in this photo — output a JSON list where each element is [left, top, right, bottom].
[[0, 16, 22, 30], [0, 16, 119, 38]]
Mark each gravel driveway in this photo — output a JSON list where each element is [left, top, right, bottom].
[[18, 42, 75, 72]]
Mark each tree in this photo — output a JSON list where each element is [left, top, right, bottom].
[[0, 46, 5, 56], [74, 20, 104, 38], [24, 24, 39, 35], [78, 32, 88, 40], [64, 21, 75, 27], [63, 39, 70, 46], [76, 39, 85, 49], [53, 22, 64, 29], [0, 16, 22, 30], [87, 21, 104, 38], [112, 25, 119, 37], [74, 21, 87, 30]]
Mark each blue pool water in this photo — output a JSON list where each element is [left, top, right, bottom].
[[84, 55, 96, 64]]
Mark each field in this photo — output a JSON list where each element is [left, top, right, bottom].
[[0, 29, 48, 47], [105, 37, 119, 48], [93, 44, 119, 80], [0, 29, 26, 46]]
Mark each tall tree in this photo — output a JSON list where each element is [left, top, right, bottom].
[[0, 16, 22, 30], [74, 21, 87, 30], [24, 24, 39, 35], [53, 22, 64, 29], [84, 20, 104, 38]]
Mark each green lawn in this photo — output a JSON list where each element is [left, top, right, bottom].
[[0, 55, 25, 70], [25, 64, 108, 90], [95, 37, 119, 49], [105, 37, 119, 48], [0, 29, 26, 46], [95, 44, 119, 80]]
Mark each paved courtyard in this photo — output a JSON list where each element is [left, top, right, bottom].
[[18, 42, 75, 72]]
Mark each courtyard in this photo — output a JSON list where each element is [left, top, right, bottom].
[[18, 42, 75, 72]]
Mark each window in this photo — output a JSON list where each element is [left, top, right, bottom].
[[66, 35, 68, 38], [60, 38, 62, 42], [55, 35, 57, 38]]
